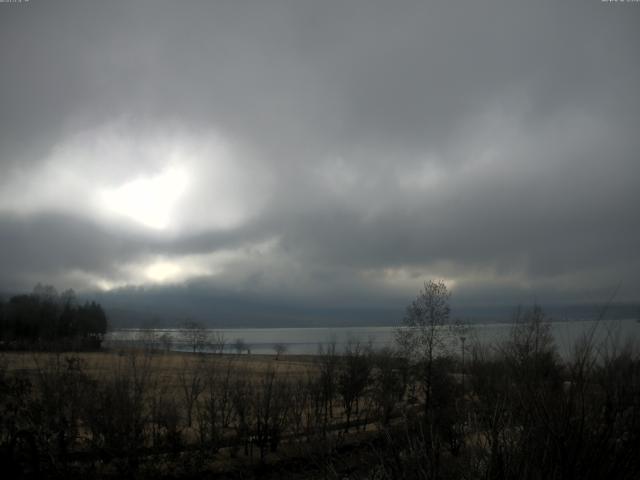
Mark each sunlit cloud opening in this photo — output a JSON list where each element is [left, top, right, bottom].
[[127, 254, 217, 286], [0, 121, 267, 235], [99, 165, 189, 230], [82, 238, 281, 292], [144, 261, 183, 282], [364, 266, 459, 295]]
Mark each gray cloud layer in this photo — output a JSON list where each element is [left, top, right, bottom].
[[1, 0, 639, 320]]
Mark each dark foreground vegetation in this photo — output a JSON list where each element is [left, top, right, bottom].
[[0, 281, 639, 479]]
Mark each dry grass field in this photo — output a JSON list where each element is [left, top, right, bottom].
[[1, 349, 316, 378]]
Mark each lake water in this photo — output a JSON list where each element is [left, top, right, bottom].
[[104, 318, 640, 358]]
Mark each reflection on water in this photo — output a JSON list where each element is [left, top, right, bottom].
[[104, 319, 640, 357]]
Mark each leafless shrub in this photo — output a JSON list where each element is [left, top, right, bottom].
[[209, 330, 226, 355], [371, 347, 408, 425], [288, 375, 312, 441], [81, 352, 154, 475], [149, 392, 183, 453], [196, 357, 235, 451], [0, 368, 35, 477], [177, 356, 205, 428], [8, 354, 91, 475], [316, 341, 339, 435], [230, 367, 254, 457], [180, 320, 208, 354], [338, 340, 372, 432], [158, 332, 173, 352], [273, 342, 287, 360], [251, 367, 291, 459], [234, 338, 247, 355]]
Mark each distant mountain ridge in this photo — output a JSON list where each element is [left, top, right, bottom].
[[4, 287, 636, 329], [91, 288, 640, 329]]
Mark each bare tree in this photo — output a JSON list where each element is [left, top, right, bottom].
[[82, 351, 154, 475], [159, 332, 173, 352], [180, 320, 208, 354], [177, 357, 205, 428], [289, 375, 312, 440], [338, 340, 372, 431], [393, 280, 456, 477], [234, 338, 247, 355], [316, 341, 339, 434], [396, 280, 452, 415], [371, 347, 407, 425], [29, 354, 90, 472], [196, 357, 235, 451], [273, 342, 287, 360], [137, 329, 159, 352], [252, 367, 291, 459], [148, 376, 182, 452], [209, 330, 226, 355], [230, 370, 254, 456]]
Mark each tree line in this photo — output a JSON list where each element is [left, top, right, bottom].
[[0, 284, 107, 350]]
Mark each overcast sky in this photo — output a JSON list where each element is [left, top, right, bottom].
[[1, 0, 639, 319]]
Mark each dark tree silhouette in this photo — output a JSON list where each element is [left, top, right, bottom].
[[0, 285, 107, 350]]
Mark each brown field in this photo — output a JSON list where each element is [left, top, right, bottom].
[[1, 349, 316, 373], [0, 349, 320, 396]]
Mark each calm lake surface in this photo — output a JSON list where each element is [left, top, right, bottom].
[[104, 318, 640, 357]]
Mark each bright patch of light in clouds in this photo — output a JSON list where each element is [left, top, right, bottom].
[[100, 165, 189, 230], [144, 260, 184, 282], [80, 237, 281, 290], [366, 266, 459, 294], [0, 121, 271, 234]]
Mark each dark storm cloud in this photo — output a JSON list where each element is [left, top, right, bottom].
[[1, 0, 639, 312]]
